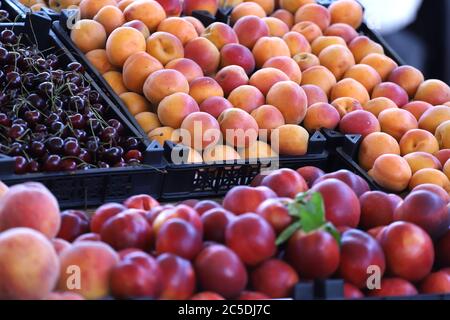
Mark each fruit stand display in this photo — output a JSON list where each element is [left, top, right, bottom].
[[0, 0, 449, 302]]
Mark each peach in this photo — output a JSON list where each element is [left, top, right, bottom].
[[220, 43, 256, 75], [263, 17, 289, 37], [344, 64, 382, 93], [331, 78, 370, 104], [233, 16, 269, 49], [273, 125, 309, 156], [157, 92, 199, 128], [58, 241, 119, 299], [252, 36, 291, 68], [266, 80, 308, 124], [388, 66, 424, 97], [122, 52, 163, 94], [251, 105, 286, 136], [157, 17, 198, 45], [283, 32, 311, 56], [184, 37, 220, 75], [418, 106, 450, 133], [271, 9, 295, 28], [301, 65, 336, 95], [70, 19, 107, 54], [445, 160, 450, 181], [358, 132, 401, 170], [122, 20, 150, 38], [360, 53, 398, 81], [368, 154, 412, 192], [294, 3, 331, 31], [215, 65, 249, 96], [203, 145, 241, 163], [415, 80, 450, 106], [279, 0, 315, 13], [291, 21, 322, 43], [324, 23, 359, 43], [202, 23, 238, 48], [409, 169, 450, 192], [135, 112, 161, 133], [248, 0, 275, 14], [249, 68, 290, 96], [228, 85, 265, 113], [180, 112, 221, 150], [165, 58, 203, 83], [363, 97, 398, 117], [435, 149, 450, 167], [148, 127, 177, 146], [123, 0, 166, 32], [189, 77, 224, 104], [436, 120, 450, 150], [339, 110, 381, 138], [103, 71, 127, 95], [118, 0, 136, 11], [218, 108, 259, 148], [293, 53, 319, 71], [311, 36, 347, 56], [359, 192, 403, 230], [328, 0, 364, 29], [319, 44, 355, 80], [402, 101, 433, 121], [303, 102, 340, 132], [93, 5, 125, 35], [399, 129, 440, 155], [183, 0, 219, 16], [156, 0, 182, 16], [302, 84, 328, 107], [143, 69, 189, 105], [200, 97, 233, 118], [52, 238, 72, 256], [413, 184, 450, 203], [231, 2, 266, 23], [372, 82, 409, 107], [263, 56, 302, 84], [0, 228, 59, 300], [378, 108, 418, 141], [404, 152, 442, 174], [182, 16, 206, 35], [239, 140, 278, 160], [79, 0, 117, 19], [85, 49, 116, 74], [349, 36, 384, 63], [331, 97, 363, 118], [146, 31, 184, 65], [106, 27, 146, 67], [120, 92, 152, 115]]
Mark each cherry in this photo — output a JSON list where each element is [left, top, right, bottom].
[[46, 137, 64, 154], [27, 160, 40, 173], [124, 150, 143, 162], [0, 112, 11, 126], [30, 141, 46, 157], [6, 72, 20, 88], [86, 118, 101, 134], [122, 137, 140, 151], [79, 148, 92, 163], [64, 140, 81, 157], [43, 155, 61, 172], [60, 159, 77, 171], [69, 96, 85, 112], [0, 30, 18, 44], [89, 91, 100, 104], [8, 142, 23, 156], [27, 93, 46, 109], [24, 110, 42, 127], [67, 62, 84, 73], [34, 71, 51, 84], [100, 127, 118, 143], [49, 121, 65, 134], [73, 129, 87, 142], [69, 113, 86, 129], [98, 161, 110, 168], [38, 82, 54, 97], [8, 124, 26, 139], [0, 10, 9, 22], [107, 119, 124, 135], [102, 147, 123, 164], [14, 156, 28, 174], [34, 124, 47, 134]]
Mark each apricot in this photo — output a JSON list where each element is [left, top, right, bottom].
[[233, 16, 269, 49], [368, 154, 412, 192], [301, 65, 336, 96], [215, 65, 249, 96], [339, 110, 381, 138], [266, 81, 308, 124], [271, 9, 295, 28], [311, 36, 346, 56], [263, 17, 289, 37], [218, 108, 259, 148], [157, 93, 200, 128], [122, 52, 163, 94], [378, 108, 418, 141], [148, 127, 177, 146], [71, 19, 107, 54], [146, 32, 184, 65], [202, 22, 238, 50], [143, 69, 189, 105], [135, 112, 161, 133], [279, 0, 315, 13], [303, 102, 340, 132], [360, 54, 397, 82], [183, 0, 218, 16], [180, 112, 221, 150], [402, 101, 432, 121], [157, 17, 198, 45], [249, 68, 290, 96], [203, 145, 241, 163], [415, 80, 450, 106], [372, 82, 409, 107], [324, 23, 359, 43], [399, 129, 439, 155], [328, 0, 363, 29], [165, 58, 203, 83], [358, 132, 401, 171], [418, 106, 450, 133], [200, 97, 233, 119], [436, 150, 450, 167], [404, 152, 442, 175], [263, 56, 302, 84], [123, 0, 166, 32], [184, 37, 220, 75], [293, 53, 319, 71], [251, 105, 286, 136], [250, 0, 275, 14], [106, 27, 146, 67], [349, 36, 384, 63], [291, 21, 322, 43], [79, 0, 117, 19], [344, 64, 382, 93], [252, 36, 291, 68], [228, 85, 265, 113], [189, 77, 224, 104], [239, 141, 278, 160], [85, 49, 116, 74], [445, 160, 450, 181], [283, 32, 311, 56], [409, 169, 450, 192], [103, 71, 127, 95], [331, 78, 370, 104], [122, 20, 150, 38], [182, 16, 206, 35], [302, 84, 328, 107], [118, 0, 135, 11], [331, 97, 362, 118], [220, 43, 256, 75], [93, 5, 124, 35], [294, 3, 331, 31], [273, 125, 309, 156], [319, 45, 355, 80], [231, 2, 266, 23], [120, 92, 151, 115], [388, 66, 424, 97], [436, 120, 450, 150], [362, 97, 398, 118]]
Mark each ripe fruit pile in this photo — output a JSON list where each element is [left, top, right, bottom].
[[16, 0, 80, 13], [0, 165, 449, 300], [0, 28, 145, 173]]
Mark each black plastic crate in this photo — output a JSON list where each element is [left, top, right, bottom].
[[0, 14, 166, 209], [1, 0, 60, 21], [0, 0, 23, 21], [161, 131, 329, 200]]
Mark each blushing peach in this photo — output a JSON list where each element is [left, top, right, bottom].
[[283, 32, 311, 56], [291, 21, 322, 43], [189, 77, 224, 104], [93, 5, 125, 35], [403, 152, 442, 175], [399, 129, 440, 155], [233, 16, 269, 49], [70, 19, 107, 54], [249, 68, 290, 96], [414, 80, 450, 106], [263, 17, 289, 37], [185, 37, 220, 75], [120, 92, 152, 116], [263, 56, 302, 84], [103, 71, 127, 95], [85, 49, 116, 74], [331, 78, 370, 104], [220, 43, 256, 75], [445, 160, 450, 181], [324, 23, 359, 43], [302, 84, 328, 107], [319, 44, 355, 80], [135, 112, 161, 133], [279, 0, 315, 14], [331, 97, 363, 118], [251, 105, 286, 136], [328, 0, 364, 29], [200, 97, 233, 118], [180, 112, 221, 150], [122, 20, 150, 38], [360, 53, 398, 81], [303, 102, 340, 132], [165, 58, 204, 83], [183, 0, 219, 16], [358, 132, 401, 170], [344, 64, 382, 93], [363, 97, 398, 117], [228, 85, 265, 113], [79, 0, 117, 19], [106, 27, 146, 67], [215, 65, 249, 96], [301, 65, 336, 95], [271, 9, 295, 28], [412, 184, 450, 203], [436, 120, 450, 150], [203, 145, 241, 163], [182, 16, 206, 35], [409, 169, 450, 192], [418, 106, 450, 134], [388, 66, 424, 97], [248, 0, 275, 15], [372, 82, 409, 107], [231, 2, 266, 23], [293, 53, 319, 71], [294, 3, 331, 31], [118, 0, 135, 11], [157, 92, 200, 128], [157, 17, 198, 45], [123, 0, 166, 32], [273, 125, 309, 156], [148, 127, 177, 146], [339, 110, 381, 138], [156, 0, 182, 16], [239, 140, 278, 160], [349, 36, 384, 63], [401, 101, 433, 121], [311, 36, 346, 56], [218, 108, 259, 148], [143, 69, 189, 105], [202, 22, 239, 50], [123, 52, 163, 94], [266, 80, 308, 124], [146, 31, 184, 65], [368, 154, 412, 192], [378, 108, 418, 141], [435, 150, 450, 167], [252, 36, 291, 68]]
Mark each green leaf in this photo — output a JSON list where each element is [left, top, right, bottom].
[[276, 221, 302, 246], [322, 222, 341, 245], [298, 192, 326, 232]]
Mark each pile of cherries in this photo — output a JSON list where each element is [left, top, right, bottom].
[[0, 28, 145, 174]]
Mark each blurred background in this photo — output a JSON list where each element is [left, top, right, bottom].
[[360, 0, 450, 84]]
